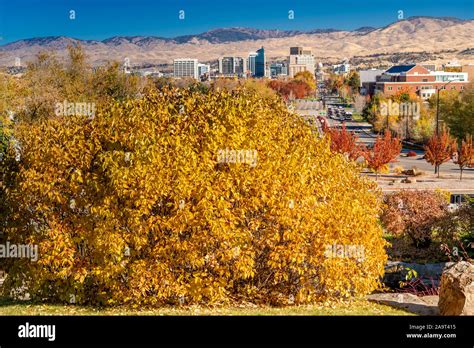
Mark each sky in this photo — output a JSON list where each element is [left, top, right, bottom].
[[0, 0, 473, 44]]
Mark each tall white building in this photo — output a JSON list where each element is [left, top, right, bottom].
[[333, 63, 350, 75], [174, 58, 199, 79], [248, 52, 257, 77], [197, 63, 210, 78], [288, 47, 315, 78]]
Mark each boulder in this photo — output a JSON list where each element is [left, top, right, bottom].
[[368, 293, 439, 315], [438, 262, 474, 315], [383, 261, 453, 289]]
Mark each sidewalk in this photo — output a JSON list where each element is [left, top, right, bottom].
[[368, 172, 474, 194]]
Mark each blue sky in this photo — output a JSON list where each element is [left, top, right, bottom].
[[0, 0, 473, 44]]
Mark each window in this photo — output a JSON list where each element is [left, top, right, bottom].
[[387, 86, 393, 91], [451, 86, 456, 90], [422, 78, 428, 82]]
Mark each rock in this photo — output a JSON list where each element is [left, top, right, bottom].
[[368, 293, 439, 315], [423, 295, 441, 307], [438, 262, 474, 315], [402, 169, 417, 176], [383, 261, 454, 289]]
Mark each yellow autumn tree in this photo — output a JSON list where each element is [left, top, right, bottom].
[[3, 87, 387, 306], [294, 71, 316, 92]]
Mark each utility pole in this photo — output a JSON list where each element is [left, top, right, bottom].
[[436, 79, 461, 135], [405, 111, 409, 141], [436, 87, 440, 134]]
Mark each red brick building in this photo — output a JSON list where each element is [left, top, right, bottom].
[[375, 64, 469, 99]]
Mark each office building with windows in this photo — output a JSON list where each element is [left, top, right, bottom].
[[288, 46, 315, 78], [248, 52, 257, 77], [218, 57, 247, 77], [374, 64, 469, 99], [270, 62, 288, 77], [255, 47, 266, 78], [197, 63, 211, 79], [173, 58, 199, 79]]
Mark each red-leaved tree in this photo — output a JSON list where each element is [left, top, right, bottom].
[[362, 130, 402, 180], [453, 135, 474, 181], [325, 123, 362, 161], [424, 127, 456, 178], [267, 79, 312, 100]]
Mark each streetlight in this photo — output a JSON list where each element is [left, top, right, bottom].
[[435, 78, 462, 134]]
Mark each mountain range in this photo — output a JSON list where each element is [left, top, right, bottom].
[[0, 16, 473, 68]]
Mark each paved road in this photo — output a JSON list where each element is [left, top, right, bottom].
[[295, 100, 473, 181], [327, 117, 470, 176], [295, 98, 474, 194]]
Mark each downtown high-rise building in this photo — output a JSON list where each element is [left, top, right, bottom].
[[255, 47, 266, 78], [248, 52, 257, 77], [197, 63, 211, 79], [270, 62, 288, 77], [173, 58, 199, 79], [288, 47, 315, 78], [218, 57, 247, 77]]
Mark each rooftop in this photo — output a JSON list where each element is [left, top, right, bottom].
[[385, 64, 416, 74]]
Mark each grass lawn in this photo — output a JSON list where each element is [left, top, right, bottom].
[[0, 298, 413, 316]]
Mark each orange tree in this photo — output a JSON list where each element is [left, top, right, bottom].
[[2, 87, 387, 306], [424, 127, 456, 177], [267, 79, 312, 100], [453, 135, 474, 180], [362, 130, 402, 180], [324, 123, 362, 161], [294, 71, 316, 92]]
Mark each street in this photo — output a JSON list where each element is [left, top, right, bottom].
[[295, 98, 474, 194]]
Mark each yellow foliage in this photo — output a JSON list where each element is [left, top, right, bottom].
[[3, 87, 387, 306], [393, 166, 404, 174]]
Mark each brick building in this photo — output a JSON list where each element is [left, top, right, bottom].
[[375, 64, 469, 99]]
